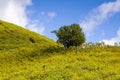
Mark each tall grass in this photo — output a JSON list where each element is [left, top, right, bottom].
[[0, 45, 120, 80]]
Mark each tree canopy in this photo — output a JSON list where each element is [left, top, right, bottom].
[[52, 24, 86, 48]]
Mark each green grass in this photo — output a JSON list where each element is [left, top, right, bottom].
[[0, 20, 120, 80], [0, 47, 120, 80]]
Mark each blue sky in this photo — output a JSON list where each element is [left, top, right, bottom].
[[0, 0, 120, 45]]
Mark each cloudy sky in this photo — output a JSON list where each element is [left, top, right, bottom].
[[0, 0, 120, 45]]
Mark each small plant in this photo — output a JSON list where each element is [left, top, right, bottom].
[[29, 37, 35, 43]]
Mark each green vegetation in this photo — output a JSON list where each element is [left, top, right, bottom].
[[0, 20, 120, 80], [52, 24, 85, 48]]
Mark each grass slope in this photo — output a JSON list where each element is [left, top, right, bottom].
[[0, 20, 120, 80], [0, 20, 57, 46], [0, 20, 61, 77]]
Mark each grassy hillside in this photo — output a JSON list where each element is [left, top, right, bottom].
[[0, 20, 57, 46], [0, 20, 61, 76], [0, 20, 120, 80], [0, 20, 60, 59]]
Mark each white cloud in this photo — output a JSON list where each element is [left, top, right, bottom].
[[40, 11, 57, 18], [101, 28, 120, 45], [27, 20, 45, 34], [0, 0, 45, 34], [80, 0, 120, 37], [0, 0, 32, 27], [39, 11, 57, 22], [48, 12, 57, 18]]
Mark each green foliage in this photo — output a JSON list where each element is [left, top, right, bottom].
[[52, 24, 85, 48], [0, 20, 120, 80], [0, 45, 120, 80]]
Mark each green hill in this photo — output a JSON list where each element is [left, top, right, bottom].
[[0, 20, 60, 62], [0, 20, 120, 80], [0, 20, 58, 47]]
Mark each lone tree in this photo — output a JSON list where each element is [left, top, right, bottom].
[[52, 24, 85, 48]]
